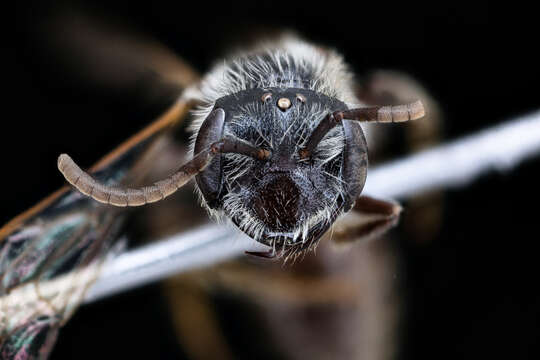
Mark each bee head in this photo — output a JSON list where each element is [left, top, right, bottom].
[[194, 87, 367, 255]]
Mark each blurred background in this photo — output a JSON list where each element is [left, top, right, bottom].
[[5, 1, 540, 359]]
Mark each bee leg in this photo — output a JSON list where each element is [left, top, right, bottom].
[[244, 249, 277, 259], [331, 195, 402, 245]]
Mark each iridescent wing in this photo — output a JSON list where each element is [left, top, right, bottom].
[[0, 99, 193, 359]]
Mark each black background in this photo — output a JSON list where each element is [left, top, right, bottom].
[[6, 2, 540, 359]]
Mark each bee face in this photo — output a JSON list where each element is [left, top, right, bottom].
[[194, 88, 367, 253]]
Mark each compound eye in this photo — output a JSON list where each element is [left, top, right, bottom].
[[194, 108, 226, 209], [261, 92, 272, 103], [341, 120, 368, 212]]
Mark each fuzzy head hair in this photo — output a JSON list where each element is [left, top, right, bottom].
[[187, 36, 366, 257]]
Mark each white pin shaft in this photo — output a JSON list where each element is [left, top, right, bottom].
[[80, 110, 540, 303], [364, 111, 540, 198]]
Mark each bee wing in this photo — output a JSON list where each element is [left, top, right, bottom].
[[2, 6, 202, 357], [41, 8, 199, 102], [0, 96, 195, 359]]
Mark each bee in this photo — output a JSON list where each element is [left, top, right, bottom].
[[1, 32, 424, 359], [57, 36, 424, 259]]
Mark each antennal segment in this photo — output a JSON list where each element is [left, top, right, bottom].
[[298, 100, 424, 159], [58, 137, 270, 207]]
